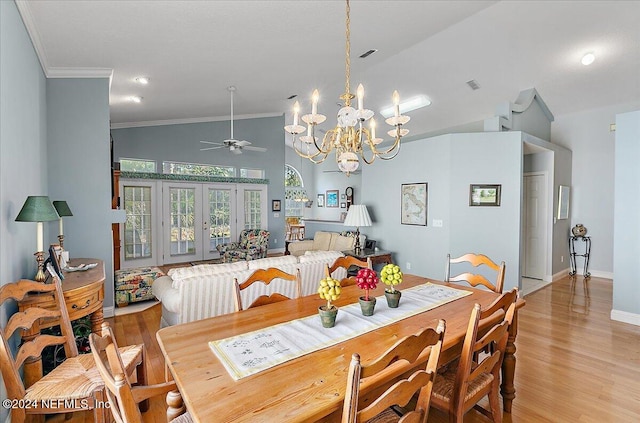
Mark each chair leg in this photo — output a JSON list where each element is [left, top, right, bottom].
[[488, 380, 503, 423], [137, 349, 150, 412]]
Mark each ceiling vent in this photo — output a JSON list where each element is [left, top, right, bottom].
[[466, 79, 481, 90], [287, 94, 298, 100], [359, 49, 378, 59]]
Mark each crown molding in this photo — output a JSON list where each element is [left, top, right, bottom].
[[15, 1, 113, 83], [110, 112, 284, 129]]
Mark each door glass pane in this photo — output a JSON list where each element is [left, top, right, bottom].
[[244, 190, 262, 229], [123, 186, 152, 260], [209, 189, 231, 251], [170, 187, 196, 255]]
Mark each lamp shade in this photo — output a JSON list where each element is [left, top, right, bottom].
[[343, 204, 372, 227], [53, 200, 73, 217], [15, 196, 59, 222]]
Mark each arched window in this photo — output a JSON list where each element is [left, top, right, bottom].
[[284, 164, 306, 217]]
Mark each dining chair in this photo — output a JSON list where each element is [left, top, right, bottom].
[[445, 253, 506, 293], [89, 322, 192, 423], [0, 275, 145, 423], [328, 256, 371, 287], [430, 289, 518, 423], [342, 320, 446, 423], [234, 267, 302, 311]]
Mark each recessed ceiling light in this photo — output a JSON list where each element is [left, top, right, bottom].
[[130, 96, 143, 103], [581, 53, 595, 66], [135, 77, 150, 84], [380, 95, 431, 118]]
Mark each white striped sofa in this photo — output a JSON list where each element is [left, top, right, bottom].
[[153, 251, 346, 327]]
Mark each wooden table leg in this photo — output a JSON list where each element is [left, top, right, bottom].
[[90, 307, 104, 334], [166, 390, 186, 422], [501, 309, 518, 412]]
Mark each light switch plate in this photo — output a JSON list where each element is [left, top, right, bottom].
[[432, 219, 443, 227]]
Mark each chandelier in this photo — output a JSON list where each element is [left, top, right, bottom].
[[284, 0, 410, 176]]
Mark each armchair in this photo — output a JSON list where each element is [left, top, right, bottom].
[[216, 229, 270, 262]]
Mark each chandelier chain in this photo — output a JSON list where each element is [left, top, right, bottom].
[[345, 0, 351, 99]]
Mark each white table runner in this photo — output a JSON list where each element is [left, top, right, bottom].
[[209, 283, 472, 380]]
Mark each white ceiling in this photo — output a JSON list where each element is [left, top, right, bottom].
[[17, 0, 640, 139]]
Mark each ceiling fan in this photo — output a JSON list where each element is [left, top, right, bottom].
[[200, 86, 267, 155]]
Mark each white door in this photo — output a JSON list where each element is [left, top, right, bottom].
[[163, 182, 202, 264], [523, 174, 547, 279], [237, 184, 268, 231], [120, 180, 161, 268], [204, 185, 237, 258]]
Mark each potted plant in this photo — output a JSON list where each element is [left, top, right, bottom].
[[356, 268, 378, 316], [318, 272, 342, 328], [381, 263, 403, 308]]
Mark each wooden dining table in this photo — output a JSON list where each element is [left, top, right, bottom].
[[156, 274, 524, 422]]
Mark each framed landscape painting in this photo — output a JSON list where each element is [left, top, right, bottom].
[[401, 183, 428, 225], [469, 184, 501, 206]]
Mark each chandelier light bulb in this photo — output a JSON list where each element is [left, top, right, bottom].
[[356, 84, 364, 111], [370, 118, 376, 139], [311, 89, 319, 115], [293, 101, 300, 126]]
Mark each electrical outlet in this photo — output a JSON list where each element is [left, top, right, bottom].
[[561, 255, 564, 263], [274, 238, 277, 244], [406, 262, 412, 270], [432, 219, 443, 227]]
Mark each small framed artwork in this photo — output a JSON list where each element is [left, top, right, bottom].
[[340, 194, 346, 200], [557, 185, 570, 219], [340, 212, 348, 221], [317, 194, 325, 207], [272, 199, 281, 212], [48, 244, 64, 279], [401, 182, 428, 226], [469, 184, 501, 206], [340, 202, 346, 208], [326, 190, 339, 208]]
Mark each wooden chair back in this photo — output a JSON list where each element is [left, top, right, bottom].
[[432, 289, 517, 422], [328, 256, 371, 287], [90, 322, 184, 423], [0, 276, 78, 402], [234, 267, 302, 311], [445, 253, 505, 293], [342, 320, 446, 423]]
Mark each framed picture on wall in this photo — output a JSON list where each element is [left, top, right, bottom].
[[326, 190, 339, 208], [469, 184, 501, 206], [317, 194, 325, 207], [272, 200, 281, 212], [401, 183, 428, 226]]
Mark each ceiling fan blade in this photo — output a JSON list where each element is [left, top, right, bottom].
[[231, 148, 243, 155], [200, 140, 222, 145], [235, 140, 251, 147], [244, 146, 267, 152], [200, 146, 225, 151]]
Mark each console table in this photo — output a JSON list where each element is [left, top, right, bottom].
[[343, 249, 393, 266], [18, 258, 105, 388]]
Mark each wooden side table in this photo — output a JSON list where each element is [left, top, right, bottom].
[[343, 249, 393, 266], [18, 258, 105, 388]]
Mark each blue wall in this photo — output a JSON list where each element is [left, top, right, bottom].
[[111, 116, 286, 249], [0, 0, 48, 416]]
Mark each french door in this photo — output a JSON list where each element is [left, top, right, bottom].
[[161, 182, 267, 264], [120, 180, 162, 268]]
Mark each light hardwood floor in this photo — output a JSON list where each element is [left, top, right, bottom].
[[58, 275, 640, 422]]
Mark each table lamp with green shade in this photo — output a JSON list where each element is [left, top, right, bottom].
[[53, 200, 73, 249], [15, 196, 60, 282]]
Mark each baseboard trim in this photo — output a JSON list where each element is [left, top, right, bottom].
[[268, 247, 285, 255], [589, 270, 613, 279], [552, 268, 570, 281], [103, 306, 115, 318], [611, 309, 640, 326], [550, 268, 613, 281]]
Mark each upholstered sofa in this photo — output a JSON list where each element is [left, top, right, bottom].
[[152, 251, 346, 327], [216, 229, 269, 262], [287, 231, 356, 257]]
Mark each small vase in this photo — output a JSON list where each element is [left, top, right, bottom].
[[359, 296, 376, 316], [318, 305, 338, 328], [384, 290, 402, 308], [572, 224, 588, 237]]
